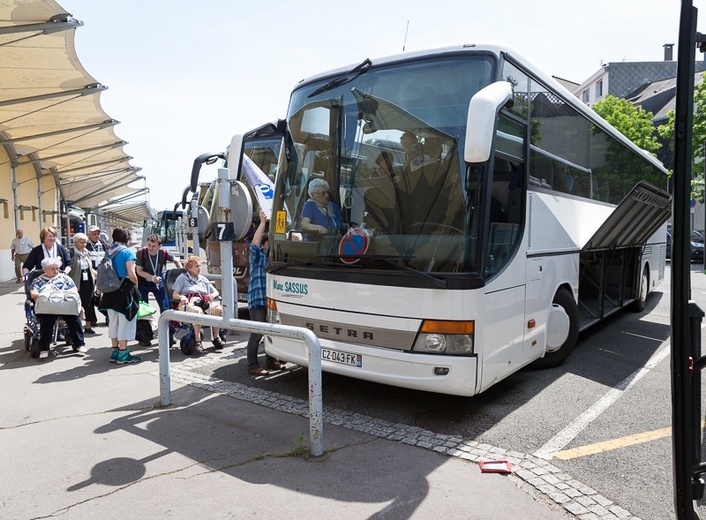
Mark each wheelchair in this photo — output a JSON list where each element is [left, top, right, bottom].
[[23, 270, 77, 358], [163, 268, 226, 356]]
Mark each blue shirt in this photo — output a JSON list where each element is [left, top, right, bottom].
[[108, 245, 136, 280], [172, 272, 215, 296], [248, 243, 267, 309], [301, 200, 343, 241]]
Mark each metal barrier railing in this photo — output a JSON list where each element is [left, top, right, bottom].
[[157, 310, 324, 457]]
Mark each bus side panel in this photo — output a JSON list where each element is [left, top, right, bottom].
[[523, 253, 579, 356], [528, 192, 613, 251], [478, 284, 526, 393]]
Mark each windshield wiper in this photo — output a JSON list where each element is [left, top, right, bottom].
[[267, 261, 289, 274], [307, 58, 372, 98], [329, 253, 448, 287], [376, 256, 448, 288], [270, 253, 447, 287]]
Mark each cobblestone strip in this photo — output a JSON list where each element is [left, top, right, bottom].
[[161, 360, 641, 520]]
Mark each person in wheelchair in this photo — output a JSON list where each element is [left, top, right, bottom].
[[29, 257, 86, 359], [171, 255, 225, 354]]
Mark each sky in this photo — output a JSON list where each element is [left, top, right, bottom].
[[57, 0, 701, 211]]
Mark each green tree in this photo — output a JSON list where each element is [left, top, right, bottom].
[[593, 95, 662, 153], [658, 78, 706, 201]]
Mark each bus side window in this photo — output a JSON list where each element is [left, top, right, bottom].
[[491, 159, 513, 223]]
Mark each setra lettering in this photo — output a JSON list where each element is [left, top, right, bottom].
[[303, 322, 374, 341]]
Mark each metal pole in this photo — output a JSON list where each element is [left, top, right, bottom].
[[190, 196, 200, 255], [11, 162, 19, 231], [673, 2, 699, 518], [63, 197, 71, 247], [218, 167, 236, 319], [157, 310, 324, 457]]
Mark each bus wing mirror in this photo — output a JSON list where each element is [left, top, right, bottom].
[[464, 81, 514, 164], [191, 152, 226, 192], [229, 120, 285, 181]]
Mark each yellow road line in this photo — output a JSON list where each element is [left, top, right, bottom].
[[553, 420, 706, 460]]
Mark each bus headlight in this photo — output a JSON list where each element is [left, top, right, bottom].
[[412, 320, 474, 355], [424, 334, 446, 352]]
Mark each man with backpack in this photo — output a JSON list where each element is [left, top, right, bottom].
[[135, 234, 182, 312]]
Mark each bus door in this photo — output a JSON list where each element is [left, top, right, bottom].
[[478, 121, 527, 389]]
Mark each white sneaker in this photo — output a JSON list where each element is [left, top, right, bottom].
[[39, 351, 49, 359], [76, 345, 87, 354]]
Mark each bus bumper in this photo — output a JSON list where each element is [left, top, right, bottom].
[[265, 336, 479, 397]]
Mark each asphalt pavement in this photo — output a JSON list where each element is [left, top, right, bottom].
[[0, 278, 575, 519]]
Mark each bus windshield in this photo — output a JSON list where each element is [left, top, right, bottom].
[[145, 210, 182, 248], [272, 55, 494, 275]]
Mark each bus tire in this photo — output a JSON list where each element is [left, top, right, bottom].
[[631, 266, 649, 312], [530, 287, 579, 369]]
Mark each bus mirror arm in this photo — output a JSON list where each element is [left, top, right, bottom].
[[190, 152, 226, 192], [180, 185, 198, 210], [464, 81, 514, 164]]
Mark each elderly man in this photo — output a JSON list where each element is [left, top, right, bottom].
[[11, 229, 34, 283], [86, 225, 108, 269]]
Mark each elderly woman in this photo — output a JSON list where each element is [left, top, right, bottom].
[[29, 257, 86, 359], [172, 255, 225, 354], [22, 226, 72, 277], [300, 178, 344, 241], [69, 232, 98, 335]]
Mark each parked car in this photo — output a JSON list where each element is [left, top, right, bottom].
[[666, 229, 705, 262]]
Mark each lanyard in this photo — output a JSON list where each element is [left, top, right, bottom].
[[42, 244, 55, 258], [148, 252, 159, 275]]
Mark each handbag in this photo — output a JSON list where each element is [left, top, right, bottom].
[[189, 296, 210, 312], [35, 285, 82, 315]]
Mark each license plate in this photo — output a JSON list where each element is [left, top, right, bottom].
[[321, 348, 362, 367]]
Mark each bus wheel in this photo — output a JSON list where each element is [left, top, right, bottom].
[[631, 267, 649, 312], [530, 287, 579, 369]]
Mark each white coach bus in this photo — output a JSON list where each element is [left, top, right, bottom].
[[257, 44, 670, 396]]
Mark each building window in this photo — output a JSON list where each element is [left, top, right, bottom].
[[595, 80, 603, 98], [582, 89, 590, 103]]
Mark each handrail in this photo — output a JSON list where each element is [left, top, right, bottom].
[[157, 310, 324, 457]]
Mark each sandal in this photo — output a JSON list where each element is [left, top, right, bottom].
[[212, 336, 226, 350], [194, 342, 205, 355], [248, 366, 269, 376]]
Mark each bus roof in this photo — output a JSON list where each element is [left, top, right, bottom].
[[292, 43, 669, 177]]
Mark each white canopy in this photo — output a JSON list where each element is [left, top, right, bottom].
[[0, 0, 143, 217]]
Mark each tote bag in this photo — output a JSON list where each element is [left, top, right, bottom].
[[35, 286, 81, 315]]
